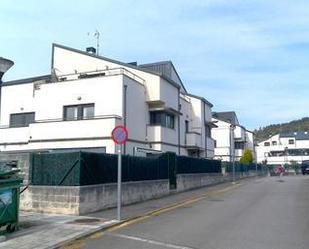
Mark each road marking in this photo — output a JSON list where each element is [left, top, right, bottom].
[[108, 233, 196, 249]]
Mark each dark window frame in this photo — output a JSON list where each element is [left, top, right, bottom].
[[264, 142, 270, 146], [9, 112, 35, 128], [288, 139, 295, 145], [63, 103, 94, 121], [149, 111, 175, 129]]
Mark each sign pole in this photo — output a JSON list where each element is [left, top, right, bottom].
[[117, 144, 122, 221], [111, 125, 128, 222]]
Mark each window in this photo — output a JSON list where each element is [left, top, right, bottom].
[[185, 120, 189, 133], [63, 104, 94, 121], [166, 114, 174, 129], [214, 140, 217, 148], [272, 141, 277, 146], [205, 125, 211, 138], [235, 141, 244, 149], [10, 112, 35, 127], [288, 139, 294, 145], [264, 142, 270, 146], [149, 111, 175, 129]]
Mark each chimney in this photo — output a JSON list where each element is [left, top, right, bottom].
[[0, 57, 14, 123], [86, 47, 96, 54]]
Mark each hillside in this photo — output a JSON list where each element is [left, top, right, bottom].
[[254, 117, 309, 142]]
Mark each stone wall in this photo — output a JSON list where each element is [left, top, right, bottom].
[[20, 179, 170, 215]]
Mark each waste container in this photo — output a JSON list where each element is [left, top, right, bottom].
[[0, 163, 22, 233]]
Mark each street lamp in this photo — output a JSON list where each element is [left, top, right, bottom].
[[0, 57, 14, 123]]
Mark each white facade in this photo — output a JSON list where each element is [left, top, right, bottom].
[[256, 132, 309, 165], [211, 112, 255, 162], [0, 44, 215, 157]]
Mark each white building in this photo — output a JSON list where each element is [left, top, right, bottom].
[[211, 112, 255, 162], [0, 44, 215, 157], [256, 131, 309, 165]]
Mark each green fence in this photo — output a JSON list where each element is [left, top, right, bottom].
[[177, 156, 221, 174], [30, 152, 223, 186], [224, 162, 267, 174], [30, 152, 171, 186]]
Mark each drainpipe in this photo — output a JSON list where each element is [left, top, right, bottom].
[[123, 84, 127, 155], [177, 88, 180, 155], [0, 57, 14, 124]]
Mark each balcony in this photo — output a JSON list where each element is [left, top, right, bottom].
[[147, 125, 177, 144], [234, 126, 245, 140], [0, 116, 121, 147], [185, 132, 202, 148]]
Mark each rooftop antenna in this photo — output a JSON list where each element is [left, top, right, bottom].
[[87, 30, 100, 55], [94, 30, 100, 55]]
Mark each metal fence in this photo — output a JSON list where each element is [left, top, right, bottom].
[[30, 152, 223, 186]]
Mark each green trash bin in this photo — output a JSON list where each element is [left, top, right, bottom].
[[0, 178, 23, 233], [0, 162, 23, 233]]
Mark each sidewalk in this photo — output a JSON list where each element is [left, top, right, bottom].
[[0, 212, 118, 249], [0, 177, 261, 249]]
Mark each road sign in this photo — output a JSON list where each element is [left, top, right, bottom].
[[111, 125, 128, 221], [111, 125, 128, 145]]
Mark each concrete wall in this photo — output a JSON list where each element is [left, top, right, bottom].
[[20, 179, 170, 215], [0, 152, 30, 183], [176, 171, 261, 192], [176, 173, 226, 192]]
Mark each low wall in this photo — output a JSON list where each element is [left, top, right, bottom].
[[176, 171, 260, 192], [20, 179, 170, 215], [176, 173, 227, 192]]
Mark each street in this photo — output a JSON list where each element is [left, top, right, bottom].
[[67, 176, 309, 249]]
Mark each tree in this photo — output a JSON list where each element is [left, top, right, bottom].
[[240, 149, 253, 164]]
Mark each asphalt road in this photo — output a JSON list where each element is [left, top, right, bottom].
[[77, 176, 309, 249]]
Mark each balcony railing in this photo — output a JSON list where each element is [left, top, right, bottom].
[[0, 115, 122, 145], [186, 132, 202, 148]]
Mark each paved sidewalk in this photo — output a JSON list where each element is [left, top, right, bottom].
[[0, 212, 118, 249]]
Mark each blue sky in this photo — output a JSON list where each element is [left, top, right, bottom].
[[1, 0, 309, 130]]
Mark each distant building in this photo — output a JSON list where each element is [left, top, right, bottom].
[[0, 43, 216, 157], [211, 111, 255, 162], [256, 131, 309, 165]]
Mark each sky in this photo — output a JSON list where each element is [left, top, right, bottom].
[[1, 0, 309, 130]]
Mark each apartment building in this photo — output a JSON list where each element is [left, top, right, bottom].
[[256, 131, 309, 165], [211, 111, 254, 162], [0, 44, 215, 157]]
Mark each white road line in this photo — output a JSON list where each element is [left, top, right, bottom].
[[108, 233, 196, 249]]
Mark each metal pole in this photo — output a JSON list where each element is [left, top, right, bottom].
[[117, 144, 122, 221], [255, 161, 258, 176], [232, 155, 235, 183]]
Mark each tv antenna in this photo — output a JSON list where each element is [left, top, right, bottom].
[[87, 30, 100, 55]]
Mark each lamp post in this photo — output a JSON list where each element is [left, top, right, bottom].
[[0, 57, 14, 123]]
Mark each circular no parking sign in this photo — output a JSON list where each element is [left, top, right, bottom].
[[111, 125, 128, 145]]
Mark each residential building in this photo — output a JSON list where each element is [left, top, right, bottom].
[[211, 111, 255, 162], [0, 44, 215, 157], [256, 131, 309, 165]]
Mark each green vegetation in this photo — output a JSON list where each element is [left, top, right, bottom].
[[254, 117, 309, 142], [239, 149, 253, 164]]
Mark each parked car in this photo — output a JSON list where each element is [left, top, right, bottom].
[[301, 164, 309, 175]]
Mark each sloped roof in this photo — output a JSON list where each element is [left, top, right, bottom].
[[279, 131, 309, 140], [212, 111, 239, 125], [138, 61, 187, 92]]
